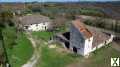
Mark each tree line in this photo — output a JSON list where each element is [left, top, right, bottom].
[[0, 10, 16, 67]]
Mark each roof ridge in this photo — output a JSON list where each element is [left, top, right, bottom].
[[72, 19, 92, 39]]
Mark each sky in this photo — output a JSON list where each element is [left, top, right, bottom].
[[0, 0, 119, 2]]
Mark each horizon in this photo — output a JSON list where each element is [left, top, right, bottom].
[[0, 0, 120, 3]]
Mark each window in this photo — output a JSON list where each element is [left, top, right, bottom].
[[36, 24, 38, 26], [43, 22, 45, 25], [24, 26, 29, 29]]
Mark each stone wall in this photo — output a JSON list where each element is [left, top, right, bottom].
[[91, 34, 114, 52], [70, 24, 85, 55]]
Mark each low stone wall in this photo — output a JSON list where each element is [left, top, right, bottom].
[[91, 34, 114, 52]]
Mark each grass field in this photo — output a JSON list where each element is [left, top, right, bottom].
[[3, 30, 34, 67], [9, 33, 33, 67], [32, 31, 52, 41], [36, 44, 80, 67]]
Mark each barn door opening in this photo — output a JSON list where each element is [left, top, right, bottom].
[[64, 42, 69, 49], [45, 26, 47, 30], [73, 47, 77, 53]]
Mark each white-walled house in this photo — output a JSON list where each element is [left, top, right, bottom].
[[19, 14, 52, 31], [23, 22, 50, 31]]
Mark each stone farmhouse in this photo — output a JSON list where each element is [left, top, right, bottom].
[[18, 14, 52, 31], [54, 19, 114, 56]]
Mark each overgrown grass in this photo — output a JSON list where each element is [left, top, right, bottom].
[[36, 45, 80, 67]]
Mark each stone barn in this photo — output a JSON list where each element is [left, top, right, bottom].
[[54, 19, 114, 56], [70, 19, 93, 56]]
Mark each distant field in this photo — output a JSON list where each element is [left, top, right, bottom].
[[1, 2, 120, 19]]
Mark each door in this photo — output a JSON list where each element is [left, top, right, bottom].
[[64, 42, 70, 49], [73, 47, 77, 53]]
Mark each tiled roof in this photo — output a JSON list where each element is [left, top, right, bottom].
[[87, 26, 111, 48], [72, 19, 92, 39], [19, 14, 51, 25]]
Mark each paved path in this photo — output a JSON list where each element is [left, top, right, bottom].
[[22, 32, 40, 67]]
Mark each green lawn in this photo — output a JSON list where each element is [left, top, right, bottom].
[[32, 31, 52, 41], [2, 27, 33, 67], [8, 33, 34, 67], [36, 44, 80, 67]]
